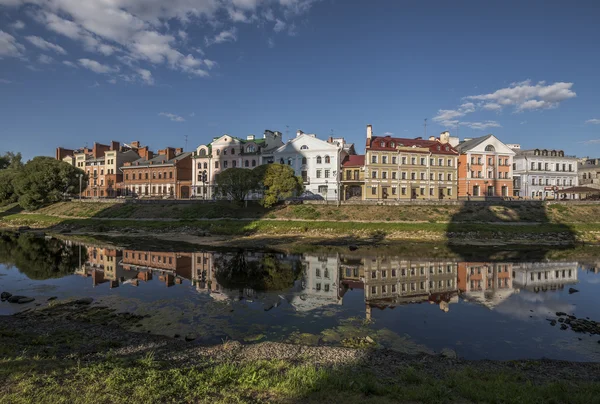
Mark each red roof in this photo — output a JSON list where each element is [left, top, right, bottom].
[[367, 136, 458, 155], [342, 155, 365, 167]]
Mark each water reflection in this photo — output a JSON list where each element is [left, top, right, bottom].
[[62, 240, 593, 318]]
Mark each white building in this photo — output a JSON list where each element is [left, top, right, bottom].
[[191, 130, 283, 199], [287, 253, 343, 311], [273, 131, 352, 201], [512, 148, 579, 199], [512, 262, 578, 292]]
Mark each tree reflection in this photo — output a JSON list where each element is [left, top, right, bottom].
[[0, 232, 85, 280], [214, 251, 302, 292]]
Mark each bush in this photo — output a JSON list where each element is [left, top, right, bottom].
[[291, 205, 321, 220]]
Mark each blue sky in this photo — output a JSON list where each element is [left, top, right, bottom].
[[1, 0, 599, 160]]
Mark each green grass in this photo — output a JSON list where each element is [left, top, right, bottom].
[[1, 354, 599, 403]]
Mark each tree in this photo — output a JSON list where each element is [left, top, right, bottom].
[[0, 169, 19, 205], [0, 152, 23, 170], [12, 157, 87, 210], [214, 168, 258, 205], [253, 164, 304, 208]]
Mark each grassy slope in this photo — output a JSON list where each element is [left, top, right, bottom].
[[2, 354, 599, 403]]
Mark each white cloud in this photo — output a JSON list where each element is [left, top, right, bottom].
[[25, 35, 67, 54], [274, 19, 286, 32], [177, 30, 187, 40], [0, 30, 25, 57], [466, 80, 576, 112], [38, 54, 54, 64], [482, 103, 502, 111], [580, 139, 600, 145], [585, 119, 600, 125], [136, 68, 154, 85], [432, 102, 477, 127], [383, 132, 393, 135], [460, 121, 502, 130], [0, 79, 12, 84], [89, 81, 100, 88], [520, 121, 527, 125], [11, 20, 25, 30], [205, 28, 238, 46], [203, 59, 217, 69], [107, 78, 117, 84], [78, 58, 118, 73], [63, 60, 78, 68], [159, 112, 185, 122], [267, 37, 275, 48]]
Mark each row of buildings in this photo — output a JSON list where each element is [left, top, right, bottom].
[[73, 242, 596, 316], [56, 125, 597, 201]]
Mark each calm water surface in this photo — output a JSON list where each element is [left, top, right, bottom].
[[1, 232, 600, 361]]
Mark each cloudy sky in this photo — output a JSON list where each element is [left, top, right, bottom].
[[1, 0, 599, 158]]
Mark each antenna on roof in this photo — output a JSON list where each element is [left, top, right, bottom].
[[424, 119, 427, 138], [456, 121, 459, 139], [184, 135, 188, 151], [285, 125, 290, 141]]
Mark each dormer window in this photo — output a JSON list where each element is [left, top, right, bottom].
[[380, 141, 385, 147], [534, 149, 540, 156], [390, 142, 395, 147], [445, 146, 449, 151], [247, 145, 255, 153], [437, 146, 441, 151], [199, 149, 206, 156], [300, 145, 308, 150], [485, 145, 495, 152]]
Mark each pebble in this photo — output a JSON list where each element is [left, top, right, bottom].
[[568, 288, 579, 294]]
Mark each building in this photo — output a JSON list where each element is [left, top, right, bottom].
[[341, 155, 365, 200], [364, 125, 459, 200], [578, 158, 600, 190], [457, 262, 514, 309], [272, 131, 351, 201], [122, 249, 193, 286], [287, 253, 343, 311], [121, 147, 192, 199], [512, 148, 579, 199], [192, 130, 284, 199], [512, 262, 578, 292], [456, 134, 515, 199]]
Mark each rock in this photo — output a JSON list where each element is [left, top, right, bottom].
[[1, 292, 12, 301], [348, 245, 358, 251], [556, 312, 567, 316], [568, 315, 577, 320], [17, 297, 34, 304], [550, 320, 557, 326], [558, 318, 565, 323], [7, 295, 27, 303], [185, 334, 196, 342], [74, 297, 94, 305], [569, 288, 579, 294], [47, 296, 57, 301], [440, 348, 458, 359], [560, 324, 569, 330]]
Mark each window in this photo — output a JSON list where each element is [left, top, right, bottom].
[[224, 161, 228, 168], [488, 157, 493, 165], [420, 188, 425, 195], [245, 160, 249, 167], [392, 186, 397, 195], [438, 158, 443, 166], [380, 141, 385, 147], [252, 160, 256, 167], [246, 145, 255, 153], [401, 187, 406, 195], [215, 161, 219, 169], [169, 172, 173, 179], [420, 172, 425, 180], [287, 158, 292, 166], [317, 156, 322, 164], [411, 157, 416, 165], [371, 170, 378, 178], [447, 173, 452, 181], [300, 145, 308, 150], [371, 155, 377, 164], [318, 185, 328, 194], [325, 169, 330, 178], [438, 173, 443, 181], [204, 162, 208, 169], [401, 172, 407, 179], [382, 171, 387, 179], [402, 156, 407, 164], [420, 157, 425, 165], [125, 173, 129, 180], [447, 159, 452, 166], [392, 172, 397, 179], [382, 156, 387, 164], [325, 155, 331, 164], [392, 156, 397, 164], [371, 186, 377, 195], [231, 148, 235, 155], [429, 188, 434, 196], [411, 172, 416, 180], [485, 145, 495, 152], [316, 170, 322, 178], [302, 157, 307, 165]]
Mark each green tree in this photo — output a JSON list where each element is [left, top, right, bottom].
[[0, 152, 23, 170], [0, 169, 19, 205], [215, 168, 258, 205], [12, 157, 87, 210], [0, 232, 86, 280], [253, 164, 304, 208]]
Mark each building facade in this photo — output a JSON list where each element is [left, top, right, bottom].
[[364, 126, 459, 200], [121, 147, 192, 199], [456, 134, 515, 199], [341, 155, 365, 200], [272, 131, 350, 201], [192, 130, 284, 199], [512, 148, 579, 199], [578, 158, 600, 189], [457, 262, 514, 309]]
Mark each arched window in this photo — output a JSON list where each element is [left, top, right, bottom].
[[203, 162, 207, 169], [199, 149, 206, 156], [300, 145, 309, 150], [559, 151, 564, 157], [324, 155, 330, 164], [317, 156, 322, 164], [216, 149, 220, 156], [302, 157, 307, 165], [534, 149, 540, 156], [551, 150, 557, 156], [247, 145, 255, 153], [245, 160, 249, 167], [252, 160, 256, 167], [231, 148, 236, 155], [287, 158, 292, 166], [485, 145, 495, 152]]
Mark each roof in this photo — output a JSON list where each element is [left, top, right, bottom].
[[342, 155, 365, 167], [455, 134, 493, 152], [559, 186, 600, 193], [367, 136, 459, 155], [123, 152, 192, 169]]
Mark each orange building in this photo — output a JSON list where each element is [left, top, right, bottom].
[[456, 134, 515, 199]]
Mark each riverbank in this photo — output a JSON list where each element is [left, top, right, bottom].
[[2, 300, 600, 403]]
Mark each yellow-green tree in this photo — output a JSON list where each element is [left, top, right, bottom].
[[253, 164, 303, 208]]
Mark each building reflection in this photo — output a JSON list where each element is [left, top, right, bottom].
[[71, 242, 582, 317]]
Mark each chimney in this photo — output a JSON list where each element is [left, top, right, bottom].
[[110, 141, 120, 151], [439, 131, 450, 144], [165, 147, 176, 160], [175, 147, 183, 155], [296, 130, 304, 138], [367, 124, 372, 140], [327, 136, 333, 143]]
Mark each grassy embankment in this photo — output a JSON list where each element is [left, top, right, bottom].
[[1, 201, 599, 243]]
